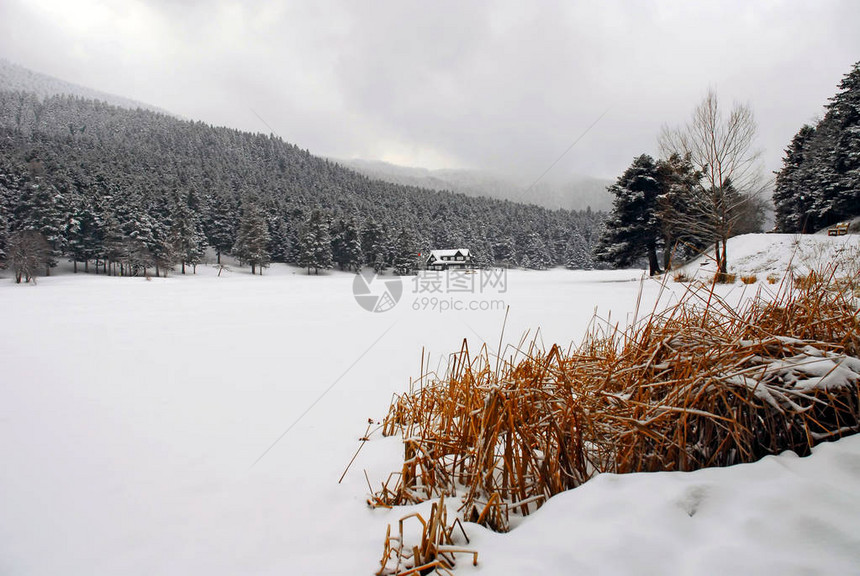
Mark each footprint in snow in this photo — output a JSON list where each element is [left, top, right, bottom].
[[678, 484, 710, 517]]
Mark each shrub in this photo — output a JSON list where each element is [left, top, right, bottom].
[[713, 271, 736, 283]]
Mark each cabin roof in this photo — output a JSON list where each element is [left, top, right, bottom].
[[427, 249, 470, 260]]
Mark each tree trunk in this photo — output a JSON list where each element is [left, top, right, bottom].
[[251, 263, 256, 275], [647, 243, 662, 276], [714, 242, 721, 272], [217, 251, 221, 265], [85, 260, 89, 273], [155, 263, 160, 277], [181, 261, 186, 275], [73, 260, 78, 273], [662, 237, 674, 271], [720, 238, 728, 274]]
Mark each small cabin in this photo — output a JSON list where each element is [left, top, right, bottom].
[[426, 249, 472, 271]]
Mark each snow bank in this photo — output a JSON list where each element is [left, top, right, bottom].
[[465, 437, 860, 575], [678, 233, 859, 280]]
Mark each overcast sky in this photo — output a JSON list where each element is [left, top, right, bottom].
[[1, 0, 858, 180]]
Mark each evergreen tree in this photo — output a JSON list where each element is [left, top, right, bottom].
[[521, 231, 553, 270], [233, 200, 270, 274], [266, 213, 291, 263], [331, 217, 362, 271], [148, 193, 178, 277], [101, 211, 126, 275], [815, 61, 860, 226], [10, 165, 66, 275], [65, 192, 101, 272], [342, 218, 363, 272], [392, 227, 418, 275], [655, 153, 704, 269], [298, 209, 333, 275], [493, 236, 517, 268], [469, 232, 494, 268], [121, 202, 157, 276], [203, 193, 237, 264], [594, 154, 663, 275], [361, 218, 387, 270], [0, 177, 10, 267], [773, 125, 816, 233], [564, 232, 591, 270], [772, 64, 860, 232], [168, 190, 207, 274]]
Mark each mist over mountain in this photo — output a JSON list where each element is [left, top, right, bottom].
[[340, 158, 613, 212], [0, 59, 172, 116]]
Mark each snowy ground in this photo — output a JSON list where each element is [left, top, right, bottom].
[[1, 241, 858, 575], [677, 233, 859, 280]]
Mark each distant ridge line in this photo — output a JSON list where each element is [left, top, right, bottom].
[[0, 58, 175, 117]]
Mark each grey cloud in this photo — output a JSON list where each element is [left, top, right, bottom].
[[1, 0, 858, 181]]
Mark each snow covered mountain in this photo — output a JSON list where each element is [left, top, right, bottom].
[[0, 58, 173, 115], [339, 158, 613, 212]]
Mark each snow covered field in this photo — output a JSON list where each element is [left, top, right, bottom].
[[1, 244, 859, 575], [679, 233, 860, 280]]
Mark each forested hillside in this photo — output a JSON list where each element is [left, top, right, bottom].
[[0, 90, 603, 278], [0, 59, 170, 116]]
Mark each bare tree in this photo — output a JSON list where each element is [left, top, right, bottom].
[[659, 90, 765, 275], [8, 230, 52, 284]]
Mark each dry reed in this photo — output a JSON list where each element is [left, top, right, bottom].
[[376, 495, 477, 576], [370, 267, 860, 538], [713, 271, 737, 283]]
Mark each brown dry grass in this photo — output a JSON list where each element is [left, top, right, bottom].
[[376, 495, 476, 576], [370, 267, 860, 536], [795, 270, 824, 290], [741, 274, 757, 284], [713, 272, 737, 283]]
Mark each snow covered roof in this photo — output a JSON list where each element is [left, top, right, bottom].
[[427, 249, 471, 261]]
